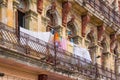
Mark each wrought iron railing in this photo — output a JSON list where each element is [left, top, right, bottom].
[[77, 0, 120, 28], [0, 22, 120, 80]]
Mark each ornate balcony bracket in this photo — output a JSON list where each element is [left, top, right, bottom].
[[13, 0, 20, 9], [102, 51, 110, 56], [81, 14, 90, 37], [37, 0, 43, 14], [26, 10, 38, 19], [62, 1, 72, 27]]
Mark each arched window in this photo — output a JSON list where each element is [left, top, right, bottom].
[[87, 28, 96, 64], [17, 0, 29, 28], [67, 15, 77, 43], [15, 0, 29, 37], [46, 2, 58, 27]]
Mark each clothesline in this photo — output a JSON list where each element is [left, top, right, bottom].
[[20, 27, 92, 62]]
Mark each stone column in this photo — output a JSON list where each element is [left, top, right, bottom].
[[37, 0, 43, 14], [81, 14, 90, 37], [0, 0, 7, 24], [7, 0, 14, 27], [38, 74, 48, 80], [62, 1, 72, 27], [13, 0, 19, 35], [25, 10, 38, 31]]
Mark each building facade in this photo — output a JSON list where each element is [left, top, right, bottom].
[[0, 0, 120, 80]]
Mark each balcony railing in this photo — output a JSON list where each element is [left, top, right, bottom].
[[77, 0, 120, 28], [0, 22, 120, 80]]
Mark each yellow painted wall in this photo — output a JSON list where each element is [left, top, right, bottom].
[[7, 0, 14, 27]]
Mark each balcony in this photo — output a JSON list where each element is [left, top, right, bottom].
[[76, 0, 120, 29], [0, 22, 119, 80]]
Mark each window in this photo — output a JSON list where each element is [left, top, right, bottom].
[[15, 0, 29, 37], [18, 10, 25, 28], [67, 16, 77, 43]]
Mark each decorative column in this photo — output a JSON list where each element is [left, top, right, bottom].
[[97, 24, 105, 44], [38, 74, 48, 80], [62, 1, 72, 27], [0, 0, 7, 23], [110, 33, 117, 53], [37, 0, 43, 14], [81, 14, 90, 37]]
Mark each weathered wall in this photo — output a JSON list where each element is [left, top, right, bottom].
[[0, 0, 120, 79]]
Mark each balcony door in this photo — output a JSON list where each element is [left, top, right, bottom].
[[15, 10, 26, 38], [15, 0, 28, 37]]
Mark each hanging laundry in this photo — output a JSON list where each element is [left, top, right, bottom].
[[54, 32, 60, 47], [20, 27, 53, 53], [73, 44, 92, 65], [59, 38, 67, 50]]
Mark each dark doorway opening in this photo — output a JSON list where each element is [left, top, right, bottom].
[[18, 10, 25, 28]]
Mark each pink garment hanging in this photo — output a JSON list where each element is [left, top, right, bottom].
[[60, 38, 67, 50]]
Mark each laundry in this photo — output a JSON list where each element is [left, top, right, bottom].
[[20, 27, 92, 64], [20, 27, 52, 42], [20, 27, 52, 53], [59, 38, 67, 50], [73, 44, 92, 62]]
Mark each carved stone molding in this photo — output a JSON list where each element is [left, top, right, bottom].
[[37, 0, 43, 14], [81, 14, 90, 37], [26, 10, 38, 19], [62, 1, 72, 27], [0, 0, 7, 7], [25, 10, 38, 29], [13, 0, 19, 9], [72, 35, 82, 44]]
